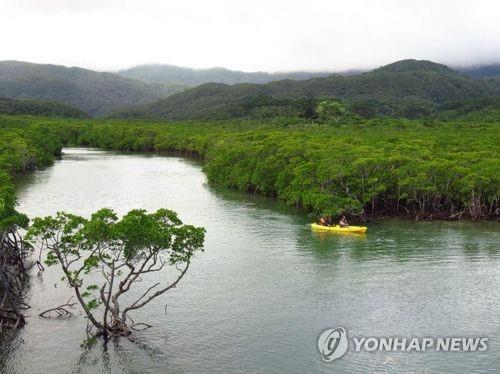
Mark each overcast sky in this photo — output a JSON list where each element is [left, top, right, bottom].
[[1, 0, 499, 72]]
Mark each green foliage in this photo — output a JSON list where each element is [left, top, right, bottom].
[[4, 113, 496, 220], [435, 98, 500, 121], [0, 171, 28, 231], [0, 118, 62, 231], [1, 113, 498, 221], [316, 100, 347, 122], [26, 207, 205, 285], [25, 207, 205, 334]]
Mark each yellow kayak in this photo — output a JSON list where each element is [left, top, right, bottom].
[[311, 223, 367, 234]]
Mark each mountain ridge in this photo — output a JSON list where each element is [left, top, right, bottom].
[[0, 60, 164, 116], [1, 59, 499, 119], [111, 59, 500, 120], [118, 64, 334, 86]]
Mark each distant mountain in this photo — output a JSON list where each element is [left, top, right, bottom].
[[3, 59, 499, 119], [373, 59, 458, 75], [0, 97, 90, 118], [118, 64, 333, 86], [0, 61, 165, 116], [456, 64, 500, 78], [112, 59, 500, 120]]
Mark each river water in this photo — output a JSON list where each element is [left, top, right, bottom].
[[1, 148, 499, 373]]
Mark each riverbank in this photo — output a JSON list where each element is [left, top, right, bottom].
[[5, 147, 500, 373], [1, 114, 499, 221]]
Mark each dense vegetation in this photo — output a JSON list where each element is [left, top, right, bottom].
[[0, 120, 62, 328], [113, 60, 500, 121], [0, 61, 165, 116], [0, 111, 497, 328], [0, 97, 90, 118], [0, 118, 62, 227], [2, 111, 497, 221]]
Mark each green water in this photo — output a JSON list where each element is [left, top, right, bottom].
[[1, 148, 499, 373]]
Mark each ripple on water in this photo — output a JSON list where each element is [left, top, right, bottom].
[[3, 148, 500, 373]]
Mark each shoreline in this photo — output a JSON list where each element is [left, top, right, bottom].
[[50, 147, 500, 223]]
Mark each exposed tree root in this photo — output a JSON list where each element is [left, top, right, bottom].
[[0, 229, 36, 330]]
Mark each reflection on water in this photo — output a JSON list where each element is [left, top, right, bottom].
[[1, 148, 499, 373]]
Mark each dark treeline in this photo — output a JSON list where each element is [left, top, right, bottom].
[[2, 112, 497, 222], [0, 97, 90, 118], [110, 90, 500, 123]]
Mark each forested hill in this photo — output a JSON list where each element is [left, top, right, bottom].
[[118, 64, 333, 86], [0, 61, 165, 116], [112, 59, 500, 120], [3, 59, 499, 120], [0, 97, 90, 118]]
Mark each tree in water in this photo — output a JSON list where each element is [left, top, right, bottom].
[[26, 208, 205, 339]]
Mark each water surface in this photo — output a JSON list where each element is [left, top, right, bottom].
[[2, 148, 499, 373]]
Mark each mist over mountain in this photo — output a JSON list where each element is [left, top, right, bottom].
[[455, 64, 500, 78], [1, 59, 499, 119], [112, 59, 500, 121], [118, 64, 333, 86], [0, 61, 332, 116]]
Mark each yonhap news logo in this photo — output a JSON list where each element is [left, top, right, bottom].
[[317, 327, 349, 362], [317, 327, 488, 363]]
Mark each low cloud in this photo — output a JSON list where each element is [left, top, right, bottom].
[[1, 0, 499, 71]]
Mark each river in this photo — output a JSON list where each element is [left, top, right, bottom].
[[1, 148, 499, 373]]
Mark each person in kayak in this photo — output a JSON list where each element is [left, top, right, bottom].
[[319, 216, 333, 226], [339, 215, 349, 227]]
